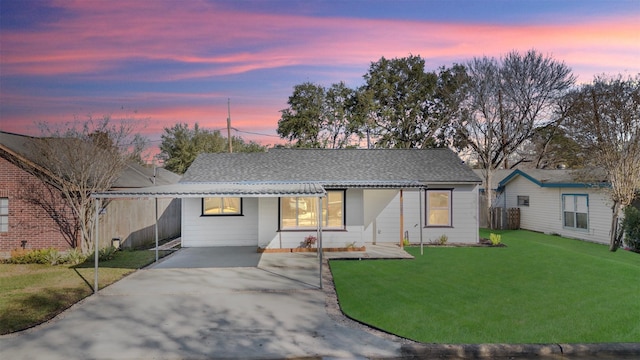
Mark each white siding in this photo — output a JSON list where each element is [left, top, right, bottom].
[[182, 184, 480, 247], [181, 197, 259, 247], [503, 175, 613, 244]]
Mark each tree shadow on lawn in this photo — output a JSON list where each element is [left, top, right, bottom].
[[0, 287, 89, 334]]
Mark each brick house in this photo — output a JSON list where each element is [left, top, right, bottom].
[[0, 131, 181, 258]]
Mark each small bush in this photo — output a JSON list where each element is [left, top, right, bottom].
[[301, 235, 317, 248], [622, 206, 640, 252], [44, 249, 63, 265], [7, 248, 58, 264], [98, 246, 118, 261], [430, 234, 448, 245], [403, 238, 410, 246], [64, 248, 86, 265], [489, 233, 502, 246]]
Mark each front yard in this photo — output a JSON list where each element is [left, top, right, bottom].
[[0, 250, 170, 335], [330, 229, 640, 344]]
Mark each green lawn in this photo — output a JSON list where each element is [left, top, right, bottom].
[[0, 250, 170, 335], [330, 229, 640, 344]]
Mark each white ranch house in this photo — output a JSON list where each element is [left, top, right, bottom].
[[96, 148, 482, 250]]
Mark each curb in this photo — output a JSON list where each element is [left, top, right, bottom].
[[400, 342, 640, 359]]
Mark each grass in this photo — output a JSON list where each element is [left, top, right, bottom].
[[0, 249, 170, 335], [330, 229, 640, 344]]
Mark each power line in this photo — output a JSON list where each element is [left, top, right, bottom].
[[233, 128, 280, 138]]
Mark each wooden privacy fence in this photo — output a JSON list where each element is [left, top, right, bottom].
[[98, 198, 181, 249], [490, 207, 520, 230]]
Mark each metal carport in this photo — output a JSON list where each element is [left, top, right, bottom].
[[91, 182, 327, 294]]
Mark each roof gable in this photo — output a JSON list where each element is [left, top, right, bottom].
[[181, 148, 481, 186], [498, 169, 610, 190]]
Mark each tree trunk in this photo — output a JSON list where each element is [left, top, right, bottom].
[[486, 170, 494, 229], [609, 201, 622, 252]]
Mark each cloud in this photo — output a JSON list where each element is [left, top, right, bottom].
[[2, 1, 637, 82]]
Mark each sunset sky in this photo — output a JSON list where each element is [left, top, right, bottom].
[[1, 0, 639, 161]]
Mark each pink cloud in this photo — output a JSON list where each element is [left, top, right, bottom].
[[2, 2, 637, 81]]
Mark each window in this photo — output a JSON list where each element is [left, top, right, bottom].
[[202, 197, 242, 215], [563, 194, 588, 230], [280, 190, 345, 230], [517, 195, 530, 207], [426, 190, 452, 227], [0, 198, 7, 232]]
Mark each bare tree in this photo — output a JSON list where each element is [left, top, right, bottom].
[[565, 74, 640, 251], [23, 116, 146, 254], [454, 49, 575, 227]]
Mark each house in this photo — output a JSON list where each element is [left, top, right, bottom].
[[170, 148, 481, 249], [495, 168, 613, 244], [0, 131, 181, 258]]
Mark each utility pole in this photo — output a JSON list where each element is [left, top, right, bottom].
[[227, 98, 233, 153]]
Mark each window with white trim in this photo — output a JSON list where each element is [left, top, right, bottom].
[[563, 194, 588, 230], [280, 190, 345, 230], [517, 195, 530, 207], [0, 198, 7, 232], [426, 190, 452, 227], [202, 197, 242, 215]]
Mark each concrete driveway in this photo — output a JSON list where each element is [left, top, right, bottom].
[[0, 247, 405, 359]]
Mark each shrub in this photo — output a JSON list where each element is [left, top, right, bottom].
[[430, 234, 448, 245], [7, 248, 57, 264], [44, 249, 63, 265], [622, 206, 640, 252], [301, 235, 317, 248], [489, 233, 502, 246], [64, 248, 86, 265], [98, 246, 118, 261]]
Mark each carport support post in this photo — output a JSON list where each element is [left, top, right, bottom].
[[94, 198, 100, 295], [155, 198, 159, 262], [317, 195, 323, 289], [419, 187, 424, 255]]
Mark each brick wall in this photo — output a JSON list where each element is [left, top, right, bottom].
[[0, 157, 73, 258]]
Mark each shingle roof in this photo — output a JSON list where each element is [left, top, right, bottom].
[[112, 163, 181, 188], [498, 168, 609, 189], [181, 148, 481, 186], [1, 131, 180, 189]]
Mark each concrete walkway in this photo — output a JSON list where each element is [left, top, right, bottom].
[[0, 246, 409, 359]]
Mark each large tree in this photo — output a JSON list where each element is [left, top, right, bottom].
[[454, 49, 575, 227], [22, 117, 146, 254], [565, 74, 640, 251], [320, 82, 362, 148], [277, 82, 363, 148], [517, 124, 585, 169], [277, 82, 326, 148], [159, 122, 266, 174], [363, 55, 443, 148]]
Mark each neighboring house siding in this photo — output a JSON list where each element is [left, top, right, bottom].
[[504, 175, 613, 244], [0, 156, 71, 258], [98, 198, 181, 249]]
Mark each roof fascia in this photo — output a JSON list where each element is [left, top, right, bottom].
[[498, 169, 611, 190]]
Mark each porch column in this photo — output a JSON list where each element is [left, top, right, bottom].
[[94, 198, 101, 295], [399, 189, 404, 247], [316, 195, 323, 289], [155, 197, 159, 262], [419, 187, 424, 255]]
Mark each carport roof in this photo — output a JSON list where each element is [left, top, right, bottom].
[[92, 182, 326, 198]]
